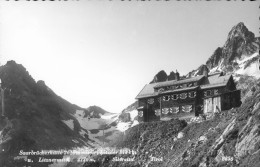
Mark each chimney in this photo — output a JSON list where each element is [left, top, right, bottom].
[[175, 70, 180, 81], [203, 65, 209, 77]]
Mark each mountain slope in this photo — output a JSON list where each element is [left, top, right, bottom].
[[0, 60, 139, 167], [0, 61, 91, 166], [71, 106, 139, 147]]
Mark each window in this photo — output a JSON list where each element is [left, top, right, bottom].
[[180, 93, 187, 99], [171, 94, 178, 100], [182, 105, 192, 113], [163, 95, 170, 101], [207, 90, 211, 96], [162, 108, 169, 114], [189, 91, 196, 98], [204, 90, 211, 97], [170, 106, 179, 114], [155, 109, 161, 116], [147, 98, 154, 104]]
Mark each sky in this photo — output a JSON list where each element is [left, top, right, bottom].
[[0, 1, 259, 113]]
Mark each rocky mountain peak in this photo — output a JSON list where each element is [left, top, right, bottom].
[[150, 70, 185, 83], [4, 60, 30, 77], [225, 22, 255, 43], [168, 71, 176, 81], [0, 60, 37, 96], [222, 22, 257, 65], [150, 70, 168, 83], [204, 22, 259, 74]]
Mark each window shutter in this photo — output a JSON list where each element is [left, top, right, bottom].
[[162, 108, 169, 114]]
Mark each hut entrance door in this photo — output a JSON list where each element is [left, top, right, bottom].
[[204, 98, 213, 114], [213, 97, 221, 113], [204, 96, 221, 114]]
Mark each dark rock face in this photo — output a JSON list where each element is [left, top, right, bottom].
[[206, 47, 223, 69], [150, 70, 168, 83], [83, 105, 109, 119], [197, 64, 209, 76], [150, 70, 181, 83], [168, 71, 176, 81], [222, 22, 256, 64]]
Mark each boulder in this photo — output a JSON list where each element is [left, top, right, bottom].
[[177, 132, 184, 139]]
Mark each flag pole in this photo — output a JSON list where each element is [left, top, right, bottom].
[[1, 88, 4, 117], [0, 79, 4, 117]]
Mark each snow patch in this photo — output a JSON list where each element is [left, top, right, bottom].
[[82, 118, 102, 130], [100, 113, 119, 120], [235, 53, 260, 79], [236, 53, 259, 64], [74, 110, 101, 129], [129, 110, 138, 121], [62, 119, 74, 130], [73, 110, 122, 146], [117, 122, 131, 132], [72, 109, 137, 146], [209, 59, 224, 74], [236, 61, 260, 79], [75, 110, 85, 117], [131, 120, 139, 127]]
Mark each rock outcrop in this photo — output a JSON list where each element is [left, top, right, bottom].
[[168, 71, 176, 81], [206, 47, 223, 70], [150, 70, 168, 83]]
